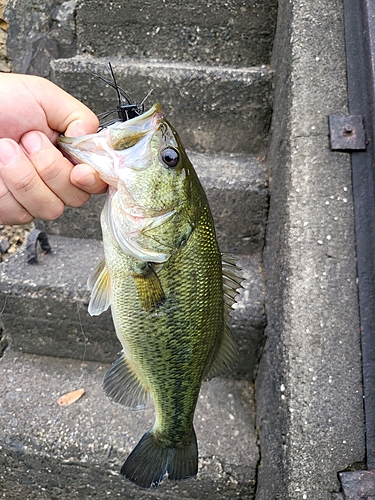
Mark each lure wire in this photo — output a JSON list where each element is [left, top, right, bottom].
[[93, 62, 153, 129]]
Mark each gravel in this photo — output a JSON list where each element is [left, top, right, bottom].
[[0, 224, 34, 261]]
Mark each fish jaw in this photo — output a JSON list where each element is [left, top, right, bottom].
[[59, 101, 199, 263], [58, 103, 163, 187]]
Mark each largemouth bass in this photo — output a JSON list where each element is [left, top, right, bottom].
[[58, 103, 241, 488]]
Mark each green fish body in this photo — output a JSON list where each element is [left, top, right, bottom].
[[58, 104, 240, 488]]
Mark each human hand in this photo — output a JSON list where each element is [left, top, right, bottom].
[[0, 73, 107, 224]]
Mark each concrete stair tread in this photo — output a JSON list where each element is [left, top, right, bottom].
[[0, 349, 258, 499], [53, 54, 273, 77], [0, 235, 266, 377], [51, 56, 273, 154], [75, 0, 277, 68], [37, 151, 269, 255]]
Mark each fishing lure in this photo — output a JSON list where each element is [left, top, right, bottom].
[[94, 62, 153, 129]]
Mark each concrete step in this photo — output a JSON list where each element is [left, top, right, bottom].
[[37, 152, 268, 255], [51, 56, 273, 154], [0, 349, 258, 499], [0, 235, 266, 379], [75, 0, 277, 69]]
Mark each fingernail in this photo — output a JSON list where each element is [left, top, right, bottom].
[[66, 117, 98, 138], [66, 120, 85, 138], [0, 140, 18, 165], [78, 171, 97, 187], [21, 131, 42, 154], [72, 164, 98, 187]]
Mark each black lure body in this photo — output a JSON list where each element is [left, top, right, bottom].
[[95, 63, 152, 130]]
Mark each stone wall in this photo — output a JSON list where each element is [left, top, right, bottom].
[[4, 0, 77, 77], [0, 0, 10, 71]]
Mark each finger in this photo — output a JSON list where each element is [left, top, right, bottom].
[[0, 74, 99, 143], [70, 163, 108, 195], [21, 131, 91, 208], [0, 166, 34, 225], [0, 138, 65, 221], [27, 76, 99, 137]]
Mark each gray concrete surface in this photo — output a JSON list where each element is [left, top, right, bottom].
[[5, 0, 276, 74], [51, 56, 273, 155], [75, 0, 277, 68], [6, 0, 275, 153], [37, 153, 269, 255], [255, 0, 366, 499], [0, 235, 266, 379], [0, 349, 258, 499], [5, 0, 77, 76]]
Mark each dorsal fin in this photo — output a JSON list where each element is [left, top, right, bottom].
[[203, 254, 243, 380], [203, 324, 239, 380], [222, 253, 243, 317]]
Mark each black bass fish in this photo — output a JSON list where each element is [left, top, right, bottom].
[[58, 103, 241, 488]]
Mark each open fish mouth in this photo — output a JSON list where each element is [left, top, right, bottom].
[[58, 103, 163, 167]]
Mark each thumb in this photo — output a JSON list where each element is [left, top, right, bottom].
[[29, 75, 99, 137], [65, 117, 98, 138]]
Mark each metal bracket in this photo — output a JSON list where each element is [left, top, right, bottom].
[[329, 115, 366, 151], [338, 470, 375, 499]]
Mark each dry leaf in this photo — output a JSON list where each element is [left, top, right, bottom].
[[57, 388, 85, 406]]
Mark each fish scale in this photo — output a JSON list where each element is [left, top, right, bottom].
[[104, 203, 222, 439]]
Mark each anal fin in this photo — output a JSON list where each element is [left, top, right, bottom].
[[103, 354, 150, 409]]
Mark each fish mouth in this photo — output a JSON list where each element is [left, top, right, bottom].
[[58, 103, 164, 164], [59, 103, 163, 143], [124, 102, 163, 127]]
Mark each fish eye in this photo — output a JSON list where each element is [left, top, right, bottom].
[[161, 147, 179, 168]]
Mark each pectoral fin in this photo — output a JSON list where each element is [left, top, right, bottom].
[[133, 264, 166, 312], [87, 259, 111, 316]]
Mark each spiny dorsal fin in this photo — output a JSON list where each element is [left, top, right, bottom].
[[133, 264, 166, 312], [222, 253, 243, 317], [103, 354, 151, 409], [87, 259, 111, 316]]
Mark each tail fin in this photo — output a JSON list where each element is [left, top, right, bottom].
[[121, 428, 198, 488]]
